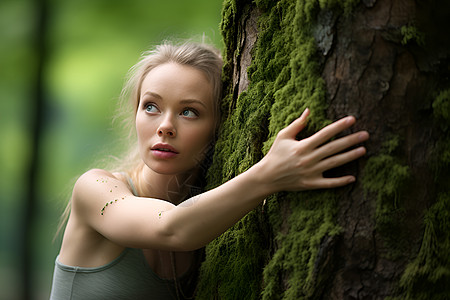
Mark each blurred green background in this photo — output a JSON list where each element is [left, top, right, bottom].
[[0, 0, 222, 298]]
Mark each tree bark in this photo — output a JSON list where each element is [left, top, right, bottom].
[[197, 0, 450, 299]]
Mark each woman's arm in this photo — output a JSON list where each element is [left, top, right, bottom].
[[74, 109, 369, 251], [161, 110, 368, 250]]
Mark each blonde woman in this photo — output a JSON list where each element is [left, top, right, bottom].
[[50, 42, 369, 299]]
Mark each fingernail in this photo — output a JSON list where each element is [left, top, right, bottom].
[[356, 147, 366, 154], [348, 176, 356, 183], [346, 116, 354, 124], [358, 132, 368, 141]]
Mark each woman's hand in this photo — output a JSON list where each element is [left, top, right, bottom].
[[257, 108, 369, 193]]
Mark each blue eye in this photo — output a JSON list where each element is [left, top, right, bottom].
[[145, 104, 159, 113], [181, 109, 198, 118]]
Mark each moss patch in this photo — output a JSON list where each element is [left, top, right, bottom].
[[432, 88, 450, 130], [401, 24, 426, 47], [196, 211, 268, 299], [393, 193, 450, 299], [262, 191, 341, 299], [362, 136, 410, 259]]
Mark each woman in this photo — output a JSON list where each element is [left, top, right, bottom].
[[50, 42, 369, 299]]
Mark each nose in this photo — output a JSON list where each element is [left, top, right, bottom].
[[157, 114, 176, 137]]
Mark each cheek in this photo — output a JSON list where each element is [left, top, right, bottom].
[[135, 114, 154, 139], [135, 115, 145, 143], [185, 126, 214, 156]]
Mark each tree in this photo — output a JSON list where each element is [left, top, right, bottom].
[[21, 0, 48, 299], [197, 0, 450, 299]]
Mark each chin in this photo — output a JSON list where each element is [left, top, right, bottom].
[[146, 161, 196, 176]]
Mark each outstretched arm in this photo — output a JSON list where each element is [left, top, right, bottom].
[[162, 109, 368, 249], [75, 109, 368, 251]]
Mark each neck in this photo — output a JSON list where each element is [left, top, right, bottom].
[[136, 165, 200, 205]]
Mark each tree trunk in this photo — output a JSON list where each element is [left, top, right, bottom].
[[197, 0, 450, 299], [21, 0, 48, 299]]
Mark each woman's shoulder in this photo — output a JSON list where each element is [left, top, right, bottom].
[[74, 169, 123, 188], [72, 169, 129, 211], [77, 168, 117, 180]]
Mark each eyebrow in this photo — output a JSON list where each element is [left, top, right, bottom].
[[142, 91, 207, 109], [142, 91, 162, 99], [179, 99, 207, 109]]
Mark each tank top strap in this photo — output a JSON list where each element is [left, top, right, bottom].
[[119, 172, 139, 196]]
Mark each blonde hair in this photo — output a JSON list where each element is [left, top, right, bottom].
[[56, 41, 223, 238], [113, 41, 223, 171]]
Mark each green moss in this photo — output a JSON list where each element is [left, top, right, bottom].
[[391, 193, 450, 300], [401, 24, 425, 47], [262, 191, 341, 299], [197, 211, 267, 299], [432, 88, 450, 130], [429, 89, 450, 186], [197, 1, 271, 297], [387, 85, 450, 299], [362, 136, 410, 259], [361, 89, 450, 298]]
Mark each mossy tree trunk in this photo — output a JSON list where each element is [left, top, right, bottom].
[[197, 0, 450, 299]]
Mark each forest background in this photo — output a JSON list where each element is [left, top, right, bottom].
[[0, 0, 222, 299]]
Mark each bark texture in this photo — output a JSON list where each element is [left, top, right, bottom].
[[197, 0, 450, 299]]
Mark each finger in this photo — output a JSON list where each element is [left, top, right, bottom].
[[300, 175, 356, 190], [308, 116, 356, 149], [313, 131, 369, 161], [278, 108, 310, 139], [314, 146, 367, 172]]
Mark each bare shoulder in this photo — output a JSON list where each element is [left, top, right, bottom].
[[73, 169, 111, 202], [66, 168, 175, 250], [75, 168, 118, 187], [71, 169, 134, 217]]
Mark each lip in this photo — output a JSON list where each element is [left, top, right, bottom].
[[151, 143, 179, 159]]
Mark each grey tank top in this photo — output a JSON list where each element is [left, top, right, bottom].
[[49, 248, 179, 299], [49, 173, 181, 299]]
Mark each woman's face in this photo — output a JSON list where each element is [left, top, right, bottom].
[[136, 62, 215, 175]]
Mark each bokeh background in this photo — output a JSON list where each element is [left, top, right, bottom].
[[0, 0, 222, 299]]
